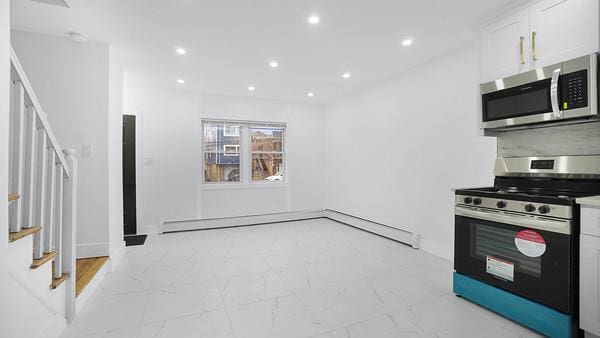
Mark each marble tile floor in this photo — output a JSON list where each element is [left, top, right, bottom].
[[61, 218, 540, 338]]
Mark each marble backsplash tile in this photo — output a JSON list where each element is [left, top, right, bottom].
[[497, 121, 600, 157]]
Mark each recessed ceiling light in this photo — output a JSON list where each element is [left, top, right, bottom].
[[175, 47, 187, 55], [269, 60, 279, 68], [401, 39, 413, 47], [248, 86, 256, 91], [308, 15, 320, 24], [342, 72, 351, 79], [307, 92, 315, 97], [177, 79, 185, 84]]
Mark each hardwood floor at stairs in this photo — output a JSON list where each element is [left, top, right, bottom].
[[76, 256, 109, 297]]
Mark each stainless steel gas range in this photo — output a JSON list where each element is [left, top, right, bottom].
[[453, 155, 600, 338]]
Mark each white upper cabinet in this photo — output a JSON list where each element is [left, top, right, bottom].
[[480, 0, 599, 83], [481, 10, 530, 81], [530, 0, 599, 68]]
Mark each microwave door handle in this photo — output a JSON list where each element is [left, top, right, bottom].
[[550, 68, 561, 119]]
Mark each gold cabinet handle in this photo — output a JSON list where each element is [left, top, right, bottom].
[[519, 36, 525, 64], [531, 31, 537, 61]]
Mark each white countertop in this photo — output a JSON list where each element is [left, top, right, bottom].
[[577, 196, 600, 207]]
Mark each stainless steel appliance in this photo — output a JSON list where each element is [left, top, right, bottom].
[[453, 155, 600, 337], [481, 53, 598, 130]]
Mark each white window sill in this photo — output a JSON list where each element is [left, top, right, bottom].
[[200, 182, 289, 190]]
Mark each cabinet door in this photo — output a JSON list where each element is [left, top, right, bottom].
[[480, 9, 530, 82], [529, 0, 599, 68], [581, 234, 600, 336]]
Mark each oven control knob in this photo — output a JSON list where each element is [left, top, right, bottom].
[[473, 198, 482, 205], [497, 200, 507, 208], [464, 197, 473, 204], [524, 204, 536, 212], [538, 205, 551, 214]]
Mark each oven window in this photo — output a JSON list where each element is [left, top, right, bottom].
[[471, 223, 541, 278], [482, 78, 551, 122]]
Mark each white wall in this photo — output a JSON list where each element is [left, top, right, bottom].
[[11, 31, 111, 258], [0, 0, 9, 260], [123, 88, 326, 232], [108, 47, 125, 261], [324, 44, 496, 259]]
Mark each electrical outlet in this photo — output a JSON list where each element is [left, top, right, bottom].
[[82, 144, 93, 158], [144, 157, 154, 166]]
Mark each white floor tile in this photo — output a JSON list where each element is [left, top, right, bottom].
[[143, 280, 224, 323], [65, 219, 543, 338], [218, 271, 292, 307], [226, 294, 326, 338], [138, 310, 233, 338], [61, 292, 148, 337]]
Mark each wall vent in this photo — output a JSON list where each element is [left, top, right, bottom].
[[30, 0, 70, 8]]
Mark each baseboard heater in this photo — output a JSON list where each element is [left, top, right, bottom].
[[161, 209, 420, 249]]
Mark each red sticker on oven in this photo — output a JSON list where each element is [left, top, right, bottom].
[[515, 230, 546, 257]]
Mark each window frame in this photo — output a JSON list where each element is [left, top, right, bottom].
[[201, 119, 287, 185]]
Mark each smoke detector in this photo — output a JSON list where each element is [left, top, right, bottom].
[[68, 32, 87, 43], [30, 0, 70, 8]]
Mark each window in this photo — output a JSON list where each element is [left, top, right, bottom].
[[251, 127, 284, 181], [203, 122, 240, 182], [223, 145, 240, 156], [202, 119, 285, 184], [223, 125, 240, 137]]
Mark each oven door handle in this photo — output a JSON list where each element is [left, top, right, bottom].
[[455, 206, 571, 235], [550, 68, 562, 119]]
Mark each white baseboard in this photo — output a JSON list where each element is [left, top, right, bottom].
[[75, 258, 110, 315], [109, 240, 127, 272], [162, 209, 325, 233], [161, 209, 419, 251], [324, 209, 419, 248], [76, 242, 109, 259], [139, 224, 161, 235]]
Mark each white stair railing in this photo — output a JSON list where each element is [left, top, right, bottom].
[[8, 46, 78, 322]]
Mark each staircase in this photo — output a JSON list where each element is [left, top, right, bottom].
[[7, 45, 79, 328]]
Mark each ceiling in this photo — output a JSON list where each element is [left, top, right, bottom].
[[11, 0, 526, 103]]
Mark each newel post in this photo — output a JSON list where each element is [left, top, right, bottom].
[[61, 148, 78, 322]]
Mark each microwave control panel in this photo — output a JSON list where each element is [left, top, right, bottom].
[[560, 70, 588, 110]]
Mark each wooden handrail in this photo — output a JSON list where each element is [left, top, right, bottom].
[[9, 47, 70, 177]]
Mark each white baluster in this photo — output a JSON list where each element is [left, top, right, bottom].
[[45, 150, 56, 253], [61, 148, 78, 322], [23, 106, 38, 228], [9, 81, 26, 233], [53, 164, 64, 279], [34, 131, 48, 259]]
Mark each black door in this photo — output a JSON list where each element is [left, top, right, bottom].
[[123, 115, 137, 235]]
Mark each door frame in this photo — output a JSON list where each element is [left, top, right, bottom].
[[123, 112, 144, 235]]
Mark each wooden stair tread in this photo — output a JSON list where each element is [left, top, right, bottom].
[[76, 256, 109, 297], [31, 251, 58, 269], [51, 273, 69, 289], [8, 193, 19, 202], [9, 226, 42, 242]]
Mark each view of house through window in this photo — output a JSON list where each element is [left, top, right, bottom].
[[251, 128, 284, 181], [203, 123, 241, 182], [203, 120, 285, 183]]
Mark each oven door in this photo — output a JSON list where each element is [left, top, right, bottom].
[[454, 205, 574, 314]]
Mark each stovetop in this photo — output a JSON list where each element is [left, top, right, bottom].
[[455, 176, 600, 205]]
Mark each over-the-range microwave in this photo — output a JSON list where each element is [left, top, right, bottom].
[[481, 53, 598, 130]]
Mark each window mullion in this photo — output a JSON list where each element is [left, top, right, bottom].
[[240, 125, 251, 183]]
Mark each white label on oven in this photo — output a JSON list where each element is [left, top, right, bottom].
[[515, 230, 546, 258], [486, 256, 514, 282]]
